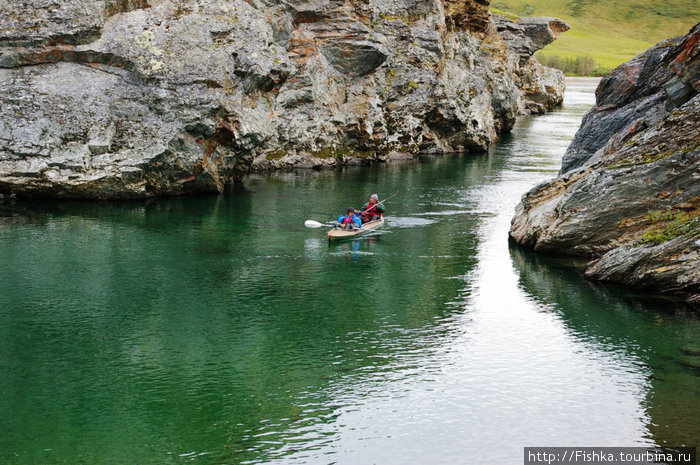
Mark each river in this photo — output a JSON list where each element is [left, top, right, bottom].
[[0, 78, 698, 464]]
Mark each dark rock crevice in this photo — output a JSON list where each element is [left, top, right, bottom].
[[0, 47, 155, 85], [443, 0, 491, 33], [103, 0, 151, 17], [0, 28, 104, 48]]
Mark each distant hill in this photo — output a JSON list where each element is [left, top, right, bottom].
[[491, 0, 700, 74]]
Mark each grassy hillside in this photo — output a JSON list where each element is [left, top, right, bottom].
[[491, 0, 700, 73]]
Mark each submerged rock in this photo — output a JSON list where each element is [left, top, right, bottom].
[[510, 23, 700, 307], [0, 0, 567, 198]]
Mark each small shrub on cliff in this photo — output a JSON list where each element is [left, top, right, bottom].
[[639, 210, 699, 245]]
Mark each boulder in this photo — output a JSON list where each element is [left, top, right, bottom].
[[510, 23, 700, 307], [493, 15, 569, 65], [561, 23, 699, 173]]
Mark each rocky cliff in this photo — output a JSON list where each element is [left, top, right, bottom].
[[0, 0, 567, 199], [510, 23, 700, 308]]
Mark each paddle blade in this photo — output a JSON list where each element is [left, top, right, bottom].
[[304, 220, 325, 228]]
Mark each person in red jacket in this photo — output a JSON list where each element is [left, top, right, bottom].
[[360, 194, 386, 223]]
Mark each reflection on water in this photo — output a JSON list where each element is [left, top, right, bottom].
[[511, 247, 700, 448], [0, 78, 698, 465]]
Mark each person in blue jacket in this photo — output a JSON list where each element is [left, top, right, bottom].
[[336, 207, 362, 230]]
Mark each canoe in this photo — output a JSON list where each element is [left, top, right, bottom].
[[327, 217, 385, 241]]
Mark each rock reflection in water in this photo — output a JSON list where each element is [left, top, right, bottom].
[[510, 245, 700, 447]]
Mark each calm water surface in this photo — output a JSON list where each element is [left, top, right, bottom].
[[1, 78, 698, 464]]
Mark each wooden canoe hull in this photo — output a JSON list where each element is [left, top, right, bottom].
[[327, 217, 385, 241]]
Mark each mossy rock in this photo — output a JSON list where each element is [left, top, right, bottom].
[[315, 147, 335, 159], [637, 209, 700, 245], [265, 150, 287, 160], [314, 146, 375, 160]]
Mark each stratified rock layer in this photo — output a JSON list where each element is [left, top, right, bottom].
[[510, 23, 700, 307], [0, 0, 566, 198]]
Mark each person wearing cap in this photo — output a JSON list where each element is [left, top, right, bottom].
[[360, 194, 386, 224], [336, 207, 362, 230]]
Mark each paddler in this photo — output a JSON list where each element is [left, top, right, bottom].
[[336, 207, 362, 230], [360, 194, 386, 223]]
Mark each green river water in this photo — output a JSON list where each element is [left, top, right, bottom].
[[1, 78, 698, 464]]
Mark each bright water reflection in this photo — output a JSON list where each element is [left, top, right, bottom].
[[1, 78, 698, 465]]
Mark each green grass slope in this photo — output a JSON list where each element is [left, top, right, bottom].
[[491, 0, 700, 73]]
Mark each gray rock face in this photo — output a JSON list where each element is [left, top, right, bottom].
[[0, 0, 567, 198], [510, 23, 700, 307], [560, 24, 700, 174], [491, 15, 568, 113]]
